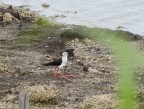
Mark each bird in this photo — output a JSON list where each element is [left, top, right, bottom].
[[43, 52, 76, 79]]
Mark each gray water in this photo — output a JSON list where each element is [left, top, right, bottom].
[[1, 0, 144, 35]]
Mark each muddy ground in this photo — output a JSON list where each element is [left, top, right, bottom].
[[0, 20, 118, 109], [1, 5, 144, 109]]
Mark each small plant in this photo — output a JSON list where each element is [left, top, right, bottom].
[[36, 17, 55, 27], [78, 94, 117, 109], [27, 84, 59, 104]]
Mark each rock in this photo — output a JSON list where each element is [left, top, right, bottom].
[[7, 5, 12, 11], [116, 26, 124, 29], [3, 13, 20, 23], [76, 60, 84, 66], [42, 3, 50, 8], [83, 65, 91, 72], [54, 15, 66, 18]]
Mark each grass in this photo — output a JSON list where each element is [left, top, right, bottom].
[[14, 17, 63, 44], [15, 27, 55, 44], [78, 94, 117, 109], [27, 84, 59, 104], [72, 26, 144, 109], [36, 17, 55, 27]]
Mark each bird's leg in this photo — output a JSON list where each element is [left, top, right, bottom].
[[63, 64, 77, 78], [52, 67, 61, 77], [61, 68, 65, 74], [59, 68, 77, 79], [59, 73, 75, 82], [63, 74, 77, 78], [52, 67, 57, 76], [55, 68, 61, 76], [57, 68, 68, 79]]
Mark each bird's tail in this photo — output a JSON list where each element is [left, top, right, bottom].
[[42, 62, 52, 66]]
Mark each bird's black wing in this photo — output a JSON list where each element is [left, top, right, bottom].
[[42, 58, 62, 66], [66, 49, 75, 58], [60, 48, 75, 57]]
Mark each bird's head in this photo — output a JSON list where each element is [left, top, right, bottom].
[[62, 52, 68, 57]]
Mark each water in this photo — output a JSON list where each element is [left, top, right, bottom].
[[1, 0, 144, 35]]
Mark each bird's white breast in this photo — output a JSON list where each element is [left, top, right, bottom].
[[58, 55, 68, 68]]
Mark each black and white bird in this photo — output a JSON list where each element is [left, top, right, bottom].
[[43, 52, 76, 79], [43, 52, 68, 75]]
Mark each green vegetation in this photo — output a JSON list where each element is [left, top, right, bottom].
[[36, 17, 55, 27], [72, 26, 144, 109], [15, 27, 55, 44], [14, 17, 63, 44]]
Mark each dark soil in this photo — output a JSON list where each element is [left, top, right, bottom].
[[0, 22, 116, 109]]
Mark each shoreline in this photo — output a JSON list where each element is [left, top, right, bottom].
[[0, 2, 143, 36], [0, 4, 144, 109]]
